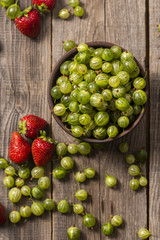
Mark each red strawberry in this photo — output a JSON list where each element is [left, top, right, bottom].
[[33, 0, 56, 11], [9, 132, 31, 164], [0, 203, 6, 225], [32, 131, 55, 166], [15, 6, 41, 38], [18, 115, 47, 139]]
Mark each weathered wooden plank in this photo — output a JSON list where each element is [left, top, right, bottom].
[[149, 1, 160, 239], [101, 0, 148, 239], [51, 0, 104, 239], [0, 3, 52, 240]]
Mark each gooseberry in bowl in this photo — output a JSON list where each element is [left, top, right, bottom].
[[48, 41, 147, 143]]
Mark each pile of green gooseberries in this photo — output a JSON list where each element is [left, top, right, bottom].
[[58, 0, 84, 20], [102, 215, 123, 236], [118, 142, 148, 191], [51, 42, 147, 140]]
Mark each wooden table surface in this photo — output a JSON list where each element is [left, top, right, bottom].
[[0, 0, 160, 239]]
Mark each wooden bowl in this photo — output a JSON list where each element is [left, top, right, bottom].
[[48, 41, 147, 143]]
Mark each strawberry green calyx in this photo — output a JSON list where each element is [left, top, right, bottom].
[[34, 3, 50, 13], [17, 6, 32, 18], [18, 120, 27, 135], [39, 131, 56, 144]]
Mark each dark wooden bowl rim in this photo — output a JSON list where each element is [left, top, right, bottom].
[[48, 41, 147, 143]]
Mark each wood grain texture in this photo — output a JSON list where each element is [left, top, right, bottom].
[[149, 1, 160, 239], [0, 1, 52, 239]]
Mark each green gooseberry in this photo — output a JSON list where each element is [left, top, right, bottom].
[[117, 116, 130, 128], [119, 142, 129, 153], [57, 199, 70, 213], [102, 62, 113, 73], [117, 71, 130, 85], [111, 60, 123, 75], [74, 189, 88, 201], [70, 89, 80, 101], [83, 128, 92, 138], [130, 179, 140, 191], [60, 61, 71, 75], [101, 48, 113, 61], [85, 120, 96, 131], [122, 105, 133, 117], [109, 76, 120, 88], [54, 103, 66, 116], [43, 199, 56, 211], [139, 176, 148, 187], [67, 226, 80, 240], [115, 97, 130, 111], [132, 90, 147, 105], [4, 166, 16, 176], [63, 40, 76, 52], [93, 48, 103, 57], [130, 65, 140, 78], [107, 126, 119, 138], [94, 112, 109, 127], [111, 215, 123, 227], [20, 206, 32, 218], [74, 171, 86, 183], [110, 45, 122, 59], [31, 166, 44, 179], [133, 77, 146, 90], [137, 228, 151, 239], [87, 47, 94, 56], [58, 9, 70, 19], [67, 113, 80, 126], [32, 187, 44, 199], [74, 52, 90, 65], [78, 81, 88, 90], [95, 73, 109, 88], [85, 168, 95, 178], [123, 93, 132, 103], [90, 93, 104, 108], [105, 173, 117, 188], [77, 43, 88, 52], [133, 104, 142, 115], [60, 156, 74, 170], [60, 81, 72, 94], [7, 2, 21, 20], [83, 213, 96, 229], [38, 176, 50, 190], [112, 86, 126, 98], [15, 178, 24, 187], [9, 187, 22, 203], [18, 166, 30, 179], [51, 86, 62, 100], [68, 62, 78, 73], [135, 149, 148, 163], [128, 165, 141, 176], [79, 114, 91, 125], [124, 81, 132, 92], [84, 69, 96, 83], [60, 95, 71, 107], [21, 185, 31, 197], [67, 144, 78, 154], [31, 201, 44, 216], [3, 176, 15, 188], [0, 0, 14, 8], [102, 222, 114, 235], [78, 142, 91, 155], [0, 158, 9, 169], [53, 167, 66, 180], [120, 51, 133, 63], [125, 154, 136, 164], [73, 204, 84, 214], [74, 6, 84, 17], [56, 76, 68, 86], [102, 89, 112, 101], [89, 57, 102, 70], [79, 103, 93, 114], [69, 0, 79, 7], [123, 59, 137, 74], [71, 126, 83, 138], [9, 211, 21, 224], [56, 143, 68, 158]]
